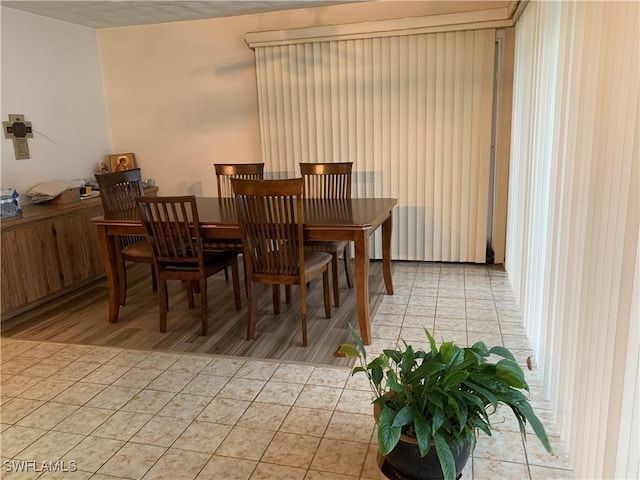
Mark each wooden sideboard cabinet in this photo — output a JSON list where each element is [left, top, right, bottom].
[[1, 186, 157, 319], [1, 197, 105, 318]]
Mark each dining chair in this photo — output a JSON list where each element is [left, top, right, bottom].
[[215, 163, 265, 197], [95, 168, 155, 306], [211, 163, 265, 289], [135, 195, 241, 335], [231, 177, 332, 347], [299, 162, 354, 307]]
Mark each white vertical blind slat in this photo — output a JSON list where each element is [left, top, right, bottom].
[[415, 34, 427, 258], [433, 33, 444, 260], [424, 34, 437, 260], [450, 32, 465, 261], [300, 45, 310, 168]]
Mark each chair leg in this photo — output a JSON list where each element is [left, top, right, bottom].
[[242, 256, 249, 299], [246, 281, 257, 340], [331, 253, 340, 307], [272, 285, 281, 314], [231, 258, 241, 311], [159, 279, 168, 333], [343, 245, 354, 289], [224, 266, 229, 282], [299, 282, 308, 347], [322, 268, 331, 319], [117, 252, 127, 306], [285, 285, 292, 304], [186, 281, 195, 309], [200, 278, 208, 336], [151, 265, 158, 291]]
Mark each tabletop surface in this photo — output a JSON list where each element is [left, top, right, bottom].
[[93, 197, 398, 229]]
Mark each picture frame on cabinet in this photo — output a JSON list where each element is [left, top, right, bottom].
[[109, 153, 136, 172]]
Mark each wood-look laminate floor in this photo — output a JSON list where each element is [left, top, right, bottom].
[[0, 260, 387, 367]]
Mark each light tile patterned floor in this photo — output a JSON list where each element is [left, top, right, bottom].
[[0, 262, 574, 479]]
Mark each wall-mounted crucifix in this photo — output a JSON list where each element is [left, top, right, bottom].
[[3, 114, 33, 160]]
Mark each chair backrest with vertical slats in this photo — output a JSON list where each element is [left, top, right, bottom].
[[215, 163, 265, 198], [232, 178, 304, 280], [96, 168, 145, 213], [136, 196, 202, 270], [299, 162, 352, 199], [96, 168, 146, 247]]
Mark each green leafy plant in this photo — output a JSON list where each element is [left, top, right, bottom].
[[339, 324, 552, 480]]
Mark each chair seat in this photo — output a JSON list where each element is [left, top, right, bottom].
[[304, 239, 352, 307], [304, 240, 348, 253], [160, 249, 239, 274], [122, 239, 153, 261], [304, 251, 333, 274]]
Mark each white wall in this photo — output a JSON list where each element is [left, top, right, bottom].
[[0, 8, 111, 201], [506, 1, 639, 478]]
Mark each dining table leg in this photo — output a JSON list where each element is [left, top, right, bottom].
[[382, 211, 394, 295], [96, 225, 121, 323], [354, 230, 372, 345]]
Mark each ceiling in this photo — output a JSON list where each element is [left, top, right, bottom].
[[1, 0, 366, 29]]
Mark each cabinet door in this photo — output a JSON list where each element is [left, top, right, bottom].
[[54, 207, 105, 287], [1, 222, 63, 312]]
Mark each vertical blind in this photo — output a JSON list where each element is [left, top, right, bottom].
[[254, 29, 496, 262], [507, 1, 639, 478]]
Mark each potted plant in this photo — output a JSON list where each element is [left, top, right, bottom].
[[339, 325, 553, 480]]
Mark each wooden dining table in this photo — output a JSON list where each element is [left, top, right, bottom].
[[92, 196, 397, 345]]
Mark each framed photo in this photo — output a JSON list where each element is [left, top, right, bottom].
[[109, 153, 136, 172]]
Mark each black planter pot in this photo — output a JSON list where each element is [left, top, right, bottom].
[[372, 395, 472, 480], [383, 435, 472, 480]]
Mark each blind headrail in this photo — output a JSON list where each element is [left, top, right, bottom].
[[245, 7, 514, 48]]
